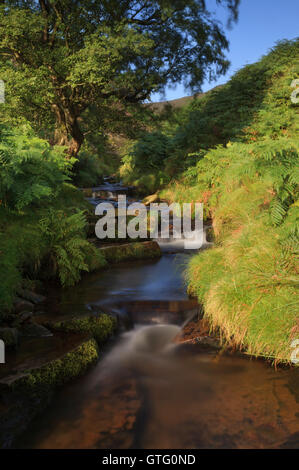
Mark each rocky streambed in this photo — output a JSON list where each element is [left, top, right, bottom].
[[0, 179, 163, 448], [0, 251, 297, 450], [1, 179, 298, 449]]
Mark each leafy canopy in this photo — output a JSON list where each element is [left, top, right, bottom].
[[0, 0, 239, 154]]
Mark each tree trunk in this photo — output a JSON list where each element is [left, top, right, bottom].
[[52, 104, 69, 146], [66, 115, 84, 158], [52, 104, 84, 158]]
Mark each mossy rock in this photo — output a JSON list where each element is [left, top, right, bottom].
[[0, 337, 99, 448], [15, 337, 99, 393], [100, 241, 161, 263], [47, 313, 117, 346], [0, 328, 18, 348]]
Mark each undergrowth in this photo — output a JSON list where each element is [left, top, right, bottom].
[[122, 39, 299, 363]]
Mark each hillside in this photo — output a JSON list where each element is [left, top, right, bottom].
[[147, 87, 224, 113], [147, 95, 199, 112], [120, 39, 299, 363]]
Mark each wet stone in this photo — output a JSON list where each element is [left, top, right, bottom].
[[13, 298, 34, 314], [19, 322, 53, 338], [17, 289, 46, 305], [0, 328, 19, 348]]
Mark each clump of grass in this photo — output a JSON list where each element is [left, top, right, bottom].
[[187, 218, 298, 362], [126, 39, 299, 364]]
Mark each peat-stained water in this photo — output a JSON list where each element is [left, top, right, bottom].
[[17, 253, 299, 449]]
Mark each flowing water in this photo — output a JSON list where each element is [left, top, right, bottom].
[[16, 181, 299, 449]]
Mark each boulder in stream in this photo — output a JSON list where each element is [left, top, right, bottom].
[[19, 322, 53, 338], [40, 312, 117, 346], [0, 334, 99, 448], [12, 297, 34, 314], [17, 289, 46, 305]]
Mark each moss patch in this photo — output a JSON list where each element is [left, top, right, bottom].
[[15, 337, 99, 392], [0, 337, 99, 448], [48, 314, 117, 346], [100, 241, 161, 263]]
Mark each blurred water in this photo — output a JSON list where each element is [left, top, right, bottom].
[[16, 254, 299, 449]]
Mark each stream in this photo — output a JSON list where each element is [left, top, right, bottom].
[[16, 180, 299, 449]]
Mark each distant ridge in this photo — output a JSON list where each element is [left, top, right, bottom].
[[147, 94, 199, 112], [148, 86, 223, 112]]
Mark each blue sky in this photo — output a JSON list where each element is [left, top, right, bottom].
[[151, 0, 299, 102]]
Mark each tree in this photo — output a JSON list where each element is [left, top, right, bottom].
[[0, 0, 240, 156]]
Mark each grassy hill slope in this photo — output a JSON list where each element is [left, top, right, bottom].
[[121, 39, 299, 363]]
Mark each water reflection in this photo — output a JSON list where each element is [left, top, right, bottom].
[[17, 325, 299, 449], [16, 253, 299, 449]]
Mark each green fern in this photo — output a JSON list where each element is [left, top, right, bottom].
[[38, 209, 100, 287]]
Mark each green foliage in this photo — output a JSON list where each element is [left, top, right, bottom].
[[131, 132, 171, 171], [124, 39, 299, 192], [187, 222, 298, 362], [131, 39, 299, 363], [38, 209, 101, 287], [0, 126, 71, 211], [120, 132, 172, 193], [0, 127, 104, 315], [0, 225, 23, 312], [71, 150, 105, 188], [0, 0, 240, 155]]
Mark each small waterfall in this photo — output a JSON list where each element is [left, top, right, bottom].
[[101, 324, 181, 374], [155, 226, 212, 252], [106, 190, 115, 199]]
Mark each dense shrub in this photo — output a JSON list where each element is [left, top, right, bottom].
[[120, 132, 173, 193], [0, 126, 104, 314], [129, 39, 299, 362], [38, 209, 105, 287], [71, 149, 104, 188], [0, 126, 71, 211]]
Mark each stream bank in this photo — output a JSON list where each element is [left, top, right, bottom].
[[13, 252, 299, 449], [0, 179, 163, 448], [1, 179, 298, 449]]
